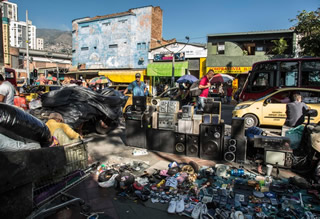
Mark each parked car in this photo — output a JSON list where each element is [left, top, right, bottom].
[[232, 88, 320, 128]]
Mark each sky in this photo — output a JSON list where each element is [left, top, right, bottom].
[[11, 0, 320, 43]]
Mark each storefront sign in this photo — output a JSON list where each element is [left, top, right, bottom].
[[206, 66, 252, 74], [2, 23, 10, 65], [154, 52, 185, 61]]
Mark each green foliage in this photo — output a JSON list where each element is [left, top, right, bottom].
[[291, 9, 320, 57], [271, 37, 288, 55]]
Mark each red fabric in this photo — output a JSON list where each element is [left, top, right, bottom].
[[199, 76, 209, 97], [227, 87, 233, 97], [14, 96, 27, 110]]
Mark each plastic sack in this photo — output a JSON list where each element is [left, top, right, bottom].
[[285, 125, 304, 149], [0, 133, 41, 152], [245, 126, 263, 139], [0, 103, 52, 147]]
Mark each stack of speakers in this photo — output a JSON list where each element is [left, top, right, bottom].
[[125, 97, 147, 148], [224, 118, 247, 163]]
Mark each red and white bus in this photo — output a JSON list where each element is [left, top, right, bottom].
[[240, 57, 320, 101]]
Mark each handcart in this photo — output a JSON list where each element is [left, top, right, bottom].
[[27, 137, 98, 219]]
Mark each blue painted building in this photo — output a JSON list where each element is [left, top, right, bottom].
[[72, 6, 165, 71]]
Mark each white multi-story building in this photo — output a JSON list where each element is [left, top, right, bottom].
[[2, 1, 18, 21], [9, 20, 37, 49], [36, 38, 44, 50]]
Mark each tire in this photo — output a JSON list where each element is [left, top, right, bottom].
[[243, 114, 259, 128]]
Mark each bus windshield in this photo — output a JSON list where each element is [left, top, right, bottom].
[[240, 58, 320, 101]]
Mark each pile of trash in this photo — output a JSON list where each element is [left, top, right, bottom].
[[30, 86, 128, 133], [95, 160, 320, 219], [0, 103, 51, 152]]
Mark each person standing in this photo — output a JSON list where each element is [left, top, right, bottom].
[[197, 70, 215, 111], [226, 86, 233, 104], [282, 93, 310, 136], [0, 74, 15, 105], [218, 83, 225, 103], [124, 73, 147, 96]]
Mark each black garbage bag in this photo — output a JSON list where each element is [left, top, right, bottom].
[[36, 86, 127, 131], [0, 103, 52, 147]]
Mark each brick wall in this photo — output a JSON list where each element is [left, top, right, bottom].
[[151, 6, 163, 49]]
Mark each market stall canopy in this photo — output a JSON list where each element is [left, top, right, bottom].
[[99, 70, 145, 83], [147, 61, 188, 77]]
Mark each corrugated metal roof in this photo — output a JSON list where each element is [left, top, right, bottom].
[[207, 29, 294, 37]]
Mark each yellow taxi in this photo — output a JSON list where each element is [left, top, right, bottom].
[[232, 88, 320, 127]]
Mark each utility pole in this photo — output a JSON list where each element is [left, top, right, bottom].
[[26, 10, 30, 85], [171, 52, 175, 88]]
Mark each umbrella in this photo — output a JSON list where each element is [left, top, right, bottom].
[[177, 75, 198, 84], [210, 74, 234, 83], [89, 76, 111, 85]]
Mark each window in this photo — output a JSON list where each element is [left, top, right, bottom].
[[251, 72, 271, 92], [109, 44, 118, 48], [81, 47, 89, 51], [137, 43, 141, 50], [102, 22, 111, 26], [217, 43, 225, 54], [280, 62, 298, 87], [118, 19, 127, 23], [300, 91, 320, 104], [81, 25, 89, 28], [256, 46, 264, 51], [141, 42, 146, 50], [301, 61, 320, 86]]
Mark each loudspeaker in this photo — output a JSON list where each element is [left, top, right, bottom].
[[186, 135, 199, 157], [223, 136, 236, 162], [200, 124, 224, 160], [174, 133, 186, 155], [182, 105, 194, 120], [147, 129, 175, 153], [133, 96, 146, 112], [125, 119, 147, 148], [231, 117, 245, 139], [235, 137, 247, 164], [178, 119, 193, 134], [203, 100, 221, 114]]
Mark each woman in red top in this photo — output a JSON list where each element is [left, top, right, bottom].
[[197, 70, 215, 111]]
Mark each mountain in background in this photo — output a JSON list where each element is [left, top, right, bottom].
[[37, 28, 72, 54]]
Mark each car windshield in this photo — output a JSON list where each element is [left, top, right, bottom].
[[255, 89, 279, 101]]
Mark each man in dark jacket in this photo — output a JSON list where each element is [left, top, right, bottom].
[[284, 93, 310, 127]]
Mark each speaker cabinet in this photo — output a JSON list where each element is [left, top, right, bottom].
[[224, 136, 236, 162], [200, 124, 224, 160], [125, 119, 147, 148], [174, 133, 186, 155], [186, 135, 199, 157], [231, 117, 245, 139], [147, 129, 175, 153], [203, 100, 221, 114]]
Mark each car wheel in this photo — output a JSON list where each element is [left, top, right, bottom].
[[125, 105, 133, 113], [243, 114, 259, 128]]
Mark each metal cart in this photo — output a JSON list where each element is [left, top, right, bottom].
[[27, 138, 97, 219]]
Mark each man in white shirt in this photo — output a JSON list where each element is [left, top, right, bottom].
[[0, 74, 15, 105]]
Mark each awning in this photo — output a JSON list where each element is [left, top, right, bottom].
[[98, 70, 146, 83], [65, 70, 99, 75], [147, 61, 188, 77]]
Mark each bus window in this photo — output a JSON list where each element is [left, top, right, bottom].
[[251, 72, 271, 92], [280, 62, 298, 86], [301, 61, 320, 86]]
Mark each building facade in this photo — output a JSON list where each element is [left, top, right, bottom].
[[206, 29, 297, 87], [72, 6, 164, 71], [36, 37, 43, 50], [9, 20, 37, 49], [1, 1, 17, 22]]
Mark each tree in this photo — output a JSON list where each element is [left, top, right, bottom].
[[271, 37, 288, 55], [291, 9, 320, 57]]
